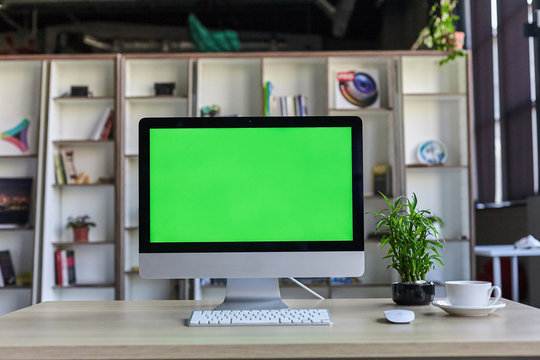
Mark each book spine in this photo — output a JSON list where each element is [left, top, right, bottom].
[[99, 109, 115, 140], [61, 149, 78, 184], [286, 96, 294, 116], [61, 250, 68, 286], [90, 107, 112, 140], [55, 249, 63, 286], [301, 95, 308, 115], [66, 250, 76, 285], [54, 153, 65, 185], [0, 250, 15, 286], [264, 82, 273, 116], [280, 96, 287, 116]]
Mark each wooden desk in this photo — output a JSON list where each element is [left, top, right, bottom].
[[0, 298, 539, 359]]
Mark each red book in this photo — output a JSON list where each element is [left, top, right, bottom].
[[55, 250, 63, 286]]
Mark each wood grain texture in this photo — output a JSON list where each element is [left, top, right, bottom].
[[0, 298, 539, 359]]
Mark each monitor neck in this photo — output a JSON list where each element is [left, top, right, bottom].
[[215, 278, 288, 310]]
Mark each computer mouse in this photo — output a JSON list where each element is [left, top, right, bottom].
[[384, 309, 415, 323]]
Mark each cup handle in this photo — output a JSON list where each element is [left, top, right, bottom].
[[488, 285, 502, 305]]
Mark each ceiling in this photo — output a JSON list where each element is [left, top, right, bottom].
[[0, 0, 431, 53]]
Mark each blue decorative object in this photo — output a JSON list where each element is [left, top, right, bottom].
[[417, 139, 447, 164]]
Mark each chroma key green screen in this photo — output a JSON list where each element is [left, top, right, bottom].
[[149, 127, 353, 243]]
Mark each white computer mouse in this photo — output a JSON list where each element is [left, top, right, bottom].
[[384, 309, 415, 323]]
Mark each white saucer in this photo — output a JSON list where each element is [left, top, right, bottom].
[[432, 299, 506, 316]]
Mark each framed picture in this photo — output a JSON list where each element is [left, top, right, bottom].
[[0, 178, 32, 228]]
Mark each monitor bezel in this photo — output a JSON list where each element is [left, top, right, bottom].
[[139, 116, 363, 253]]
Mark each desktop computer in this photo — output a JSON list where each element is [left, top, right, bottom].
[[138, 116, 364, 324]]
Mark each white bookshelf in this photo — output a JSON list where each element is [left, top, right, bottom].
[[40, 57, 118, 302], [400, 54, 472, 283], [120, 56, 192, 300], [0, 52, 474, 309], [0, 59, 45, 315]]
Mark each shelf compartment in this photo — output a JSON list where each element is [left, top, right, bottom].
[[403, 96, 468, 167], [124, 58, 190, 98], [0, 60, 42, 157], [197, 57, 262, 116], [406, 169, 470, 241], [50, 59, 116, 98], [401, 55, 467, 94], [262, 57, 327, 116], [328, 56, 394, 111]]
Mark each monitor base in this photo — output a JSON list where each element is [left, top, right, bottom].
[[215, 278, 288, 310]]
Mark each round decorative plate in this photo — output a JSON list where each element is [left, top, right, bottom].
[[417, 140, 447, 164]]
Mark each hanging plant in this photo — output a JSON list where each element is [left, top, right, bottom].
[[412, 0, 466, 65]]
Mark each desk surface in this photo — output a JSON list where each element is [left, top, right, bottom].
[[0, 298, 539, 359]]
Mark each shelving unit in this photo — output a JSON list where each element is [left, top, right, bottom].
[[0, 58, 45, 315], [40, 56, 119, 301], [399, 54, 473, 283], [120, 56, 192, 300], [0, 51, 474, 310]]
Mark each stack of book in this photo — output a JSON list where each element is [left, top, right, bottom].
[[54, 249, 76, 286], [264, 82, 308, 116]]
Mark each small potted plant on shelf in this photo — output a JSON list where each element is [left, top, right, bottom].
[[66, 215, 96, 243], [373, 193, 444, 305], [411, 0, 466, 66]]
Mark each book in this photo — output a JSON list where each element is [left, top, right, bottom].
[[335, 69, 380, 109], [98, 109, 115, 140], [89, 107, 113, 140], [66, 250, 76, 285], [55, 249, 63, 286], [264, 82, 273, 116], [54, 153, 65, 185], [61, 149, 78, 184], [285, 96, 295, 117], [0, 250, 16, 286], [0, 178, 33, 227], [61, 250, 68, 286]]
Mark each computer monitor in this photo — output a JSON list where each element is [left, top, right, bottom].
[[139, 116, 364, 310]]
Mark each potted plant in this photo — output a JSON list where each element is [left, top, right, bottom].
[[66, 215, 96, 243], [411, 0, 466, 65], [373, 193, 444, 305]]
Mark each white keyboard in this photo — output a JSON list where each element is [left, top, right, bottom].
[[188, 308, 332, 326]]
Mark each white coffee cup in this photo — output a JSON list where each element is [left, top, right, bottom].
[[445, 280, 502, 307]]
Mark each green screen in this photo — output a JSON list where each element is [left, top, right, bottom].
[[150, 127, 353, 242]]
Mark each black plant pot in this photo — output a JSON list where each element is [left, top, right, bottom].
[[392, 281, 435, 305]]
